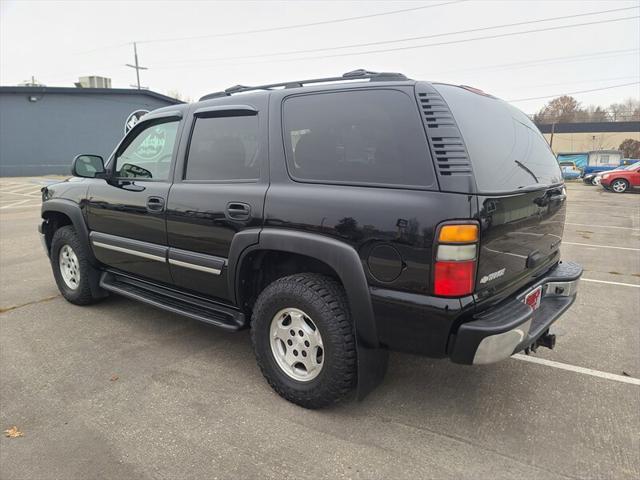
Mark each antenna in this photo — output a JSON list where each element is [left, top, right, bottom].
[[125, 42, 148, 90]]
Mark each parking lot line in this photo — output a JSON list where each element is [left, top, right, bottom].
[[0, 199, 32, 209], [581, 278, 640, 288], [512, 354, 640, 386], [0, 202, 41, 210], [563, 241, 640, 251], [565, 222, 640, 231]]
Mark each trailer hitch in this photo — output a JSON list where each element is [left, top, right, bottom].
[[523, 330, 556, 355]]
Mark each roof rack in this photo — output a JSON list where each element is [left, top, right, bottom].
[[199, 69, 409, 101]]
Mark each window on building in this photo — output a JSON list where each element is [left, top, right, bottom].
[[599, 155, 610, 165], [185, 115, 260, 181], [282, 90, 436, 188], [115, 121, 179, 180]]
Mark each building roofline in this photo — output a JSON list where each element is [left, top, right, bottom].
[[537, 121, 640, 134], [0, 86, 183, 104], [557, 150, 622, 155]]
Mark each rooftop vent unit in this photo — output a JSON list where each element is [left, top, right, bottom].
[[74, 76, 112, 89]]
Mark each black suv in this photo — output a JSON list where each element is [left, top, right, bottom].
[[40, 70, 582, 408]]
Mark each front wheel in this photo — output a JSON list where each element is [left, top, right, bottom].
[[250, 273, 357, 409], [50, 226, 104, 305], [592, 176, 601, 186], [611, 179, 629, 193]]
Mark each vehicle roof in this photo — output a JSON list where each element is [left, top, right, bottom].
[[197, 69, 415, 104]]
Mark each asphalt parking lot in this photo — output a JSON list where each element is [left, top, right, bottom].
[[0, 178, 638, 480]]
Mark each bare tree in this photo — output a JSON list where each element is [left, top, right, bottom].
[[534, 96, 583, 124], [619, 138, 640, 158]]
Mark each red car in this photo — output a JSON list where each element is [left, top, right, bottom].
[[601, 161, 640, 193]]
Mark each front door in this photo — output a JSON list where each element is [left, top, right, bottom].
[[165, 103, 268, 302], [86, 116, 182, 284]]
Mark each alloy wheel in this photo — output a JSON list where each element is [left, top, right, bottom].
[[612, 180, 627, 193], [269, 307, 324, 382], [59, 244, 80, 290]]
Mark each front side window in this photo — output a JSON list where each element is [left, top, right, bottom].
[[185, 115, 259, 181], [115, 121, 179, 180], [283, 90, 436, 188]]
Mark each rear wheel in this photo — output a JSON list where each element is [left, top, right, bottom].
[[611, 179, 629, 193], [250, 273, 357, 409], [591, 176, 601, 186], [50, 226, 104, 305]]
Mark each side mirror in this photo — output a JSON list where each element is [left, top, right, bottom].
[[72, 154, 105, 178]]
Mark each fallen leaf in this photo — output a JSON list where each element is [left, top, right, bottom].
[[4, 426, 23, 438], [110, 375, 119, 382], [622, 371, 631, 377]]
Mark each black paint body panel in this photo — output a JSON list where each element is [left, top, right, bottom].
[[40, 80, 579, 402]]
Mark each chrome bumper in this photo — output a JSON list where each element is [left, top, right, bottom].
[[450, 261, 583, 365]]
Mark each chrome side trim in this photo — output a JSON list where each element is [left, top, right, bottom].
[[92, 241, 166, 263], [168, 258, 222, 275]]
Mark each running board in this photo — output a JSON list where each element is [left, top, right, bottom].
[[99, 271, 245, 331]]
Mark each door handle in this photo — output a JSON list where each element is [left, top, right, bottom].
[[146, 196, 165, 212], [226, 202, 251, 220]]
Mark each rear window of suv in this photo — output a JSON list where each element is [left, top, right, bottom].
[[434, 84, 562, 193], [282, 89, 436, 189]]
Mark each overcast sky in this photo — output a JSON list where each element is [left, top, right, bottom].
[[1, 0, 638, 114]]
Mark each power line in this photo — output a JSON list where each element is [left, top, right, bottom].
[[507, 82, 640, 102], [154, 15, 640, 69], [136, 1, 465, 44], [271, 15, 640, 63], [76, 1, 465, 53], [431, 48, 640, 75], [513, 75, 640, 90], [156, 5, 639, 67]]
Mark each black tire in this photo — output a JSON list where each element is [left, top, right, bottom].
[[50, 226, 103, 305], [611, 178, 629, 193], [250, 273, 357, 409]]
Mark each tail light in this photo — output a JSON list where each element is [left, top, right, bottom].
[[433, 223, 479, 297]]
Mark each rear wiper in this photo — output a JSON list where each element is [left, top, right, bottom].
[[514, 160, 538, 183]]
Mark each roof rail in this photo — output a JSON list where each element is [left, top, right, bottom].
[[199, 69, 409, 101]]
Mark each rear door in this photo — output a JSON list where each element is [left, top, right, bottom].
[[86, 112, 183, 284], [433, 84, 565, 304], [165, 101, 268, 303]]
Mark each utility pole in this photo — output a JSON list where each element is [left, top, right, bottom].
[[125, 42, 148, 89]]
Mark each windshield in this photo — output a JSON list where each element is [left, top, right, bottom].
[[624, 161, 640, 170]]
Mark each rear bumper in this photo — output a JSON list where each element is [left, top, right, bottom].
[[450, 261, 582, 365]]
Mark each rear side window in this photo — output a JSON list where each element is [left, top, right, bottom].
[[283, 90, 436, 188], [434, 84, 562, 193], [185, 115, 259, 181]]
